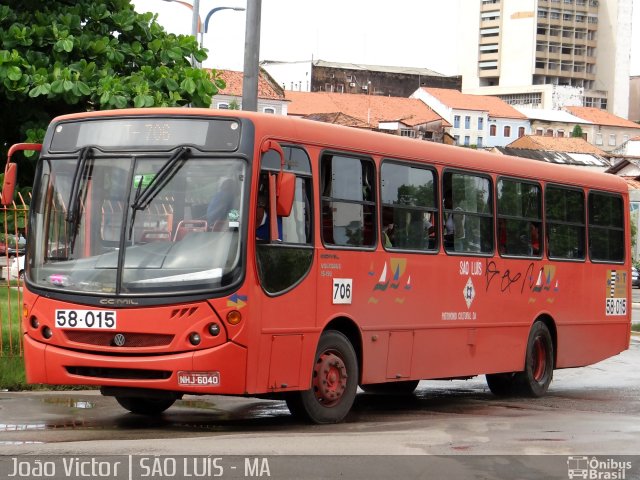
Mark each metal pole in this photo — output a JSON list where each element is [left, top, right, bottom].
[[242, 0, 261, 111], [191, 0, 200, 66]]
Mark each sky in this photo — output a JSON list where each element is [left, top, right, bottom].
[[132, 0, 640, 77]]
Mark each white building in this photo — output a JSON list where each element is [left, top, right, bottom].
[[459, 0, 633, 118], [411, 87, 530, 148]]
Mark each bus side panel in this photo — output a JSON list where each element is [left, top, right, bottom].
[[556, 322, 630, 368]]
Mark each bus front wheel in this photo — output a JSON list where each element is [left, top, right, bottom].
[[115, 396, 176, 415], [285, 330, 358, 424]]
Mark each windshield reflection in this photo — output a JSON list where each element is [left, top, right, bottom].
[[30, 154, 246, 296]]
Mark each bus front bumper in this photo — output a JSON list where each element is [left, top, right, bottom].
[[23, 334, 247, 395]]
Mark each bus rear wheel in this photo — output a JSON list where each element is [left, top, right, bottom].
[[115, 396, 176, 415], [360, 380, 420, 395], [285, 330, 358, 424], [516, 321, 554, 397]]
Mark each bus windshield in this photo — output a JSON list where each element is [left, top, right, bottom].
[[29, 152, 247, 296]]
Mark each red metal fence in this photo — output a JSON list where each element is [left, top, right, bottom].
[[0, 194, 28, 358]]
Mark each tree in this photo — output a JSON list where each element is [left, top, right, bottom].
[[571, 124, 583, 138], [0, 0, 225, 186]]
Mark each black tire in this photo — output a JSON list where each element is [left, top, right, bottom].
[[485, 372, 518, 396], [115, 396, 175, 415], [360, 380, 420, 395], [286, 330, 358, 424], [515, 322, 554, 397]]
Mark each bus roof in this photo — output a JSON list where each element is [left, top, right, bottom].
[[51, 108, 627, 194]]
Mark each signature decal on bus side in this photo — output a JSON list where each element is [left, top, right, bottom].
[[605, 270, 627, 316]]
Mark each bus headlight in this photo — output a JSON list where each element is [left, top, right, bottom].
[[208, 323, 220, 336], [189, 332, 201, 346]]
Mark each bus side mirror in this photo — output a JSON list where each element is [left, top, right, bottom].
[[261, 140, 295, 217], [2, 142, 42, 206], [276, 172, 295, 217], [1, 163, 17, 206]]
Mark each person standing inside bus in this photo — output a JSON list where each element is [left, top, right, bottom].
[[255, 190, 283, 241], [207, 178, 239, 228]]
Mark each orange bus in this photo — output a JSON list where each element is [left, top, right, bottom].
[[3, 108, 631, 424]]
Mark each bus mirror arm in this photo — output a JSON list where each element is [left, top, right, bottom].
[[260, 140, 295, 217], [2, 143, 42, 206]]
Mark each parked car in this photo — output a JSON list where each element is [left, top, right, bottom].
[[9, 255, 25, 282], [633, 266, 640, 288], [0, 233, 26, 257]]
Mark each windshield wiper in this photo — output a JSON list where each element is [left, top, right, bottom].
[[129, 147, 191, 239], [66, 146, 94, 253]]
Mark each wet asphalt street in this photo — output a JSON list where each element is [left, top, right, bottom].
[[0, 336, 639, 458]]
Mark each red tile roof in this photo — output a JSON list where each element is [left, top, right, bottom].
[[285, 91, 446, 128], [215, 69, 285, 100], [564, 106, 640, 129], [303, 112, 371, 128], [421, 88, 527, 119], [507, 135, 607, 155]]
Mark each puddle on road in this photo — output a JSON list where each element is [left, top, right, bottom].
[[0, 423, 47, 432], [42, 397, 95, 409]]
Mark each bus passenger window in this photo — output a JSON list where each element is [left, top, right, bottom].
[[380, 161, 437, 251], [497, 178, 542, 258], [443, 171, 492, 254], [321, 154, 376, 248], [588, 192, 624, 262], [545, 186, 585, 260]]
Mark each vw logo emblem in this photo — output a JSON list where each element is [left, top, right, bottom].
[[113, 333, 126, 347]]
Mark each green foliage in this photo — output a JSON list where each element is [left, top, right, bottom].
[[0, 0, 226, 185], [571, 124, 583, 138]]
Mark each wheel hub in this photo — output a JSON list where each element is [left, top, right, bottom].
[[313, 352, 348, 407]]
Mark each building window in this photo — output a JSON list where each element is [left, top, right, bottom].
[[454, 135, 460, 144], [504, 126, 511, 137], [609, 134, 616, 146], [217, 102, 229, 109], [400, 129, 416, 138], [465, 116, 471, 129], [477, 137, 483, 148], [464, 136, 470, 146], [595, 133, 603, 145], [336, 84, 344, 93], [546, 129, 554, 137], [536, 129, 543, 136], [557, 130, 564, 138], [454, 115, 461, 128], [489, 125, 497, 136], [478, 117, 484, 130], [263, 107, 276, 114], [518, 127, 525, 138]]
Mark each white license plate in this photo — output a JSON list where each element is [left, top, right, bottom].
[[177, 371, 220, 386], [55, 309, 117, 329]]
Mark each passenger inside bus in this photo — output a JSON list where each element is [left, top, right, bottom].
[[206, 178, 240, 228], [255, 184, 283, 241]]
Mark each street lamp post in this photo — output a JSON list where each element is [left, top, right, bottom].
[[204, 6, 246, 35], [161, 1, 245, 65]]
